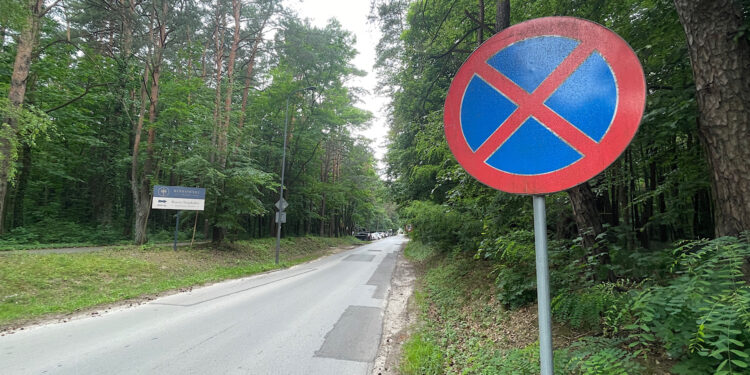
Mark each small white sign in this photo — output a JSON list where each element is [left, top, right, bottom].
[[152, 197, 205, 211]]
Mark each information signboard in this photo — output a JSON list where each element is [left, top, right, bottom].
[[151, 185, 206, 211]]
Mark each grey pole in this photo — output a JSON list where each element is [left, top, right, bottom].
[[275, 86, 317, 265], [275, 96, 290, 265], [533, 195, 553, 374], [174, 211, 181, 251]]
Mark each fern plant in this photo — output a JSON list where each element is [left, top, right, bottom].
[[626, 235, 750, 374], [558, 336, 644, 374]]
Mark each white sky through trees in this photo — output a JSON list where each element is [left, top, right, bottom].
[[288, 0, 389, 171]]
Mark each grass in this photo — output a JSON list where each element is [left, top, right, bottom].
[[0, 236, 361, 329], [402, 240, 532, 375], [400, 240, 644, 375]]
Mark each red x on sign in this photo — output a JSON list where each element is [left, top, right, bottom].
[[444, 17, 646, 194]]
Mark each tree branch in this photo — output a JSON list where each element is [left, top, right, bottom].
[[428, 26, 478, 59], [41, 0, 64, 17], [464, 10, 495, 35], [44, 83, 111, 113]]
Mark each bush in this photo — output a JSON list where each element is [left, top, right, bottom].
[[400, 200, 481, 251], [478, 230, 538, 308], [557, 337, 644, 374], [552, 281, 632, 333], [626, 235, 750, 374]]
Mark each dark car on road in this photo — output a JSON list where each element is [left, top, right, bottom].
[[355, 232, 370, 241]]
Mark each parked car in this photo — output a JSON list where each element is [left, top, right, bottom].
[[355, 232, 370, 241]]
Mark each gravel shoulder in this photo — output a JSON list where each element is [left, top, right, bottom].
[[371, 242, 417, 375]]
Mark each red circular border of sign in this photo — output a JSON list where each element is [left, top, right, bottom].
[[444, 17, 646, 194]]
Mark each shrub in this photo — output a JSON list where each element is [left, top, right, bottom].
[[558, 336, 644, 374], [400, 200, 482, 251], [478, 230, 538, 308], [626, 235, 750, 374], [552, 281, 633, 333]]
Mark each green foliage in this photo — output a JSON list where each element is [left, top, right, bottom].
[[400, 332, 444, 375], [557, 337, 644, 375], [467, 343, 541, 375], [552, 281, 635, 333], [493, 264, 537, 309], [401, 200, 464, 249], [626, 236, 750, 374], [477, 230, 537, 308], [0, 98, 53, 180], [403, 240, 437, 263], [0, 0, 28, 31], [0, 219, 126, 248]]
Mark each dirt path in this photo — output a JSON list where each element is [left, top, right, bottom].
[[371, 244, 417, 375]]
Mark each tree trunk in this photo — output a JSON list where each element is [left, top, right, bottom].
[[11, 143, 32, 228], [0, 0, 43, 234], [132, 3, 167, 244], [218, 0, 241, 169], [495, 0, 510, 32], [236, 20, 267, 143], [673, 0, 750, 236], [477, 0, 485, 45], [210, 2, 225, 165], [567, 182, 615, 281], [132, 66, 150, 244]]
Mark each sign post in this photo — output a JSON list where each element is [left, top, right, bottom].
[[152, 185, 206, 250], [174, 211, 181, 251], [443, 17, 645, 374], [533, 196, 553, 371]]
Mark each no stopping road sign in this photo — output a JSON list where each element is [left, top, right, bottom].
[[444, 17, 646, 194]]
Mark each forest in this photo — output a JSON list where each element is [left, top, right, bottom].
[[370, 0, 750, 373], [0, 0, 397, 247], [3, 0, 750, 372]]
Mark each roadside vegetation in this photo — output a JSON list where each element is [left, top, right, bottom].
[[0, 236, 360, 330], [370, 0, 750, 373], [400, 237, 750, 374]]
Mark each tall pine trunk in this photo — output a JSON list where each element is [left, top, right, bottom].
[[132, 3, 167, 244], [0, 0, 43, 234], [218, 0, 241, 169], [132, 66, 150, 244], [673, 0, 750, 236]]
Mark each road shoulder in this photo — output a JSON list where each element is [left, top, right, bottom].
[[371, 242, 417, 375]]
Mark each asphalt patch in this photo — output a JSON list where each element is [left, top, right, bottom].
[[315, 306, 381, 362], [343, 254, 375, 262], [366, 253, 396, 299]]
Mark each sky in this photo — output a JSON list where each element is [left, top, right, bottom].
[[286, 0, 390, 170]]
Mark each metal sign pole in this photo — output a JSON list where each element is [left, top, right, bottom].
[[533, 195, 553, 374], [174, 211, 181, 251]]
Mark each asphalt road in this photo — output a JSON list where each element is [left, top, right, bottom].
[[1, 235, 406, 374]]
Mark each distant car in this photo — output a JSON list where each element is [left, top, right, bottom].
[[355, 232, 370, 241]]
